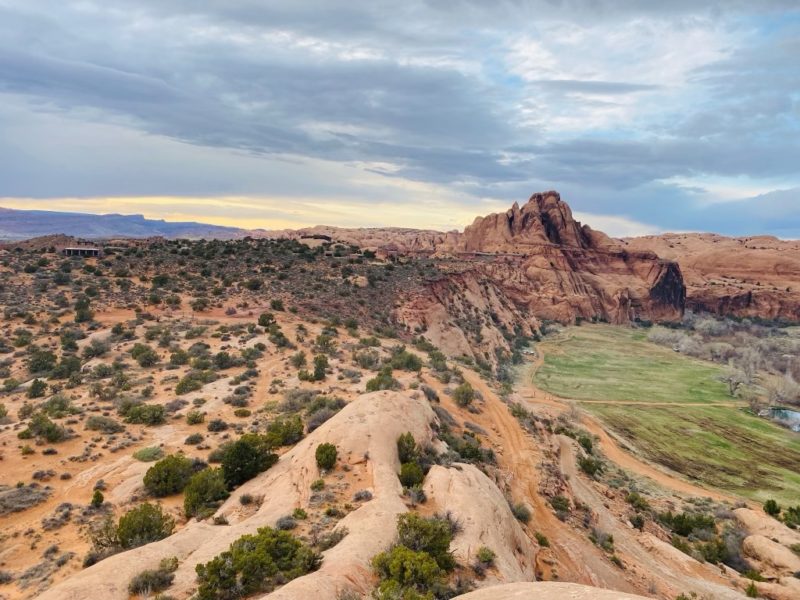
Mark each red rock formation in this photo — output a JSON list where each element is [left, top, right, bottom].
[[622, 233, 800, 321], [397, 192, 686, 366], [457, 191, 616, 253]]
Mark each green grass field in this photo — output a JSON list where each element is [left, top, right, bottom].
[[533, 325, 800, 504], [535, 326, 731, 403]]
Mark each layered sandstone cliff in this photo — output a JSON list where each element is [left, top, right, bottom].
[[397, 192, 686, 367], [623, 233, 800, 321]]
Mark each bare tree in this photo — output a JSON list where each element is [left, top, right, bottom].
[[717, 365, 747, 397], [767, 374, 800, 407], [735, 347, 762, 385]]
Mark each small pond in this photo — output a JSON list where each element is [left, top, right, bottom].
[[769, 407, 800, 432]]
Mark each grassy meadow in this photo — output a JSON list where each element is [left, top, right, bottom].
[[533, 325, 800, 504]]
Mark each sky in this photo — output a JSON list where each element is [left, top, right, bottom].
[[0, 1, 798, 237]]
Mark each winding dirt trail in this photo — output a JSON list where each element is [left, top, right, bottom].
[[447, 352, 747, 597], [423, 370, 639, 592]]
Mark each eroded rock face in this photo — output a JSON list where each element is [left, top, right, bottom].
[[457, 192, 614, 253], [397, 192, 685, 365], [622, 233, 800, 321]]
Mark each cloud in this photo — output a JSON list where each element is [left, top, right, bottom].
[[0, 1, 797, 237]]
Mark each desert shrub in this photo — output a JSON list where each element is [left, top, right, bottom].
[[549, 495, 570, 518], [2, 378, 19, 393], [50, 355, 82, 379], [18, 412, 68, 443], [315, 443, 337, 470], [116, 503, 175, 549], [299, 354, 328, 382], [354, 349, 380, 370], [453, 382, 475, 407], [764, 499, 780, 517], [578, 455, 604, 476], [186, 410, 205, 425], [258, 312, 275, 327], [476, 546, 496, 566], [289, 351, 306, 369], [306, 394, 346, 415], [207, 418, 228, 432], [389, 347, 423, 371], [397, 513, 455, 570], [82, 338, 110, 359], [399, 462, 424, 488], [27, 378, 47, 398], [354, 489, 373, 502], [366, 366, 399, 392], [222, 434, 279, 489], [397, 432, 418, 463], [626, 492, 650, 511], [128, 557, 178, 595], [125, 404, 166, 425], [589, 528, 615, 552], [131, 343, 159, 367], [314, 334, 337, 355], [372, 513, 455, 598], [534, 532, 550, 547], [184, 468, 229, 518], [265, 415, 304, 447], [194, 527, 320, 600], [86, 415, 124, 434], [306, 408, 335, 432], [372, 546, 442, 598], [185, 432, 204, 445], [782, 505, 800, 528], [133, 446, 164, 462], [659, 511, 715, 537], [169, 349, 190, 366], [144, 455, 195, 497], [74, 296, 93, 322], [439, 430, 494, 465], [41, 393, 76, 417], [175, 375, 202, 395], [511, 502, 531, 523], [275, 515, 296, 530], [91, 489, 104, 508], [28, 347, 57, 374]]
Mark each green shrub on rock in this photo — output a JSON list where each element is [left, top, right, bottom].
[[143, 455, 195, 497], [194, 527, 320, 600]]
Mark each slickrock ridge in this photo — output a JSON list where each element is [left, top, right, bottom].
[[452, 581, 651, 599], [37, 392, 437, 600]]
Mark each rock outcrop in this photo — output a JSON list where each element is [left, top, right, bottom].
[[397, 192, 685, 366], [423, 464, 536, 584], [453, 581, 651, 599], [622, 233, 800, 321], [38, 391, 437, 600]]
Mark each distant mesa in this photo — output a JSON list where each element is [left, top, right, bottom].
[[0, 206, 244, 241]]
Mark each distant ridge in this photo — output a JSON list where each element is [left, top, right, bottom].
[[0, 206, 248, 240]]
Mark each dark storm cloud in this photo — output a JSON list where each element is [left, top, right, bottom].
[[0, 1, 798, 235]]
